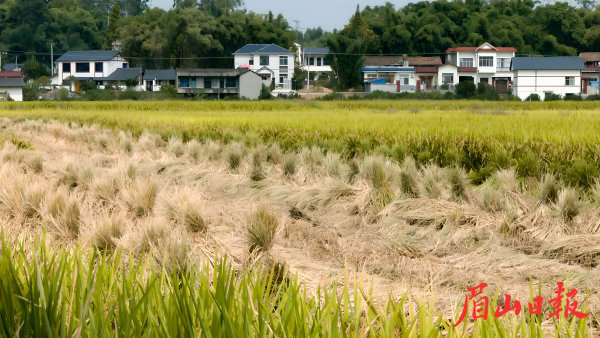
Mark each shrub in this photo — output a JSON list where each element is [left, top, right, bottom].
[[525, 93, 541, 101], [544, 92, 561, 101], [455, 81, 476, 98], [319, 93, 345, 101], [247, 205, 279, 253], [159, 84, 178, 99], [259, 84, 272, 100], [565, 159, 598, 188], [564, 93, 582, 101]]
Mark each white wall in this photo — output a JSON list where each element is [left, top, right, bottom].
[[52, 56, 128, 85], [0, 87, 23, 101], [437, 65, 458, 86], [234, 54, 295, 87], [513, 69, 582, 100]]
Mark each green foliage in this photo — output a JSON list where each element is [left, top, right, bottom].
[[79, 80, 97, 92], [544, 92, 561, 101], [293, 67, 306, 90], [258, 84, 272, 100], [125, 78, 139, 88], [455, 81, 477, 99], [159, 84, 179, 99], [103, 4, 121, 49], [525, 93, 541, 101], [21, 60, 50, 80]]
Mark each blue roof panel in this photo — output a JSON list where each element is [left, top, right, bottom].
[[511, 57, 584, 70], [234, 44, 292, 54], [56, 50, 121, 62]]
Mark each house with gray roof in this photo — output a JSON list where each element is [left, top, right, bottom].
[[52, 50, 129, 89], [0, 71, 25, 101], [176, 68, 262, 99], [1, 63, 23, 72], [511, 56, 584, 100], [142, 69, 176, 92], [233, 44, 294, 89], [100, 67, 143, 90], [294, 44, 332, 88]]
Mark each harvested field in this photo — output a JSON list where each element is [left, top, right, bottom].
[[0, 113, 598, 335]]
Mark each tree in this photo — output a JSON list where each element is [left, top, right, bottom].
[[455, 80, 476, 98], [104, 4, 121, 49], [125, 78, 139, 87], [22, 60, 50, 80], [326, 6, 376, 90]]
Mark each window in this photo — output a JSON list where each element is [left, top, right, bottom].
[[179, 76, 190, 88], [260, 55, 269, 66], [249, 59, 254, 66], [497, 58, 510, 68], [317, 58, 322, 66], [63, 63, 71, 73], [279, 74, 288, 84], [279, 56, 288, 66], [225, 77, 237, 88], [95, 62, 103, 73], [204, 77, 212, 89], [309, 57, 315, 66], [260, 74, 270, 81], [399, 76, 409, 85], [366, 73, 377, 79], [323, 58, 330, 66], [565, 77, 575, 86], [122, 63, 128, 69], [443, 73, 453, 84], [459, 58, 473, 67], [381, 73, 395, 84], [75, 62, 90, 73], [479, 56, 493, 67]]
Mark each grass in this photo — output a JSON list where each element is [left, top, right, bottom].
[[247, 205, 280, 253], [2, 101, 600, 185], [0, 234, 592, 337]]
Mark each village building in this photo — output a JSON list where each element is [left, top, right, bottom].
[[444, 42, 516, 94], [361, 56, 442, 92], [143, 69, 176, 92], [0, 71, 25, 101], [511, 56, 584, 100], [579, 52, 600, 96], [52, 50, 129, 90], [176, 68, 262, 100], [233, 44, 295, 89]]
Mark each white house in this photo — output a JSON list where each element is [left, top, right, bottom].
[[361, 56, 442, 92], [511, 56, 585, 100], [295, 45, 331, 86], [52, 50, 129, 89], [142, 69, 176, 92], [580, 52, 600, 96], [444, 42, 516, 94], [176, 68, 262, 100], [0, 71, 25, 101], [233, 44, 294, 89]]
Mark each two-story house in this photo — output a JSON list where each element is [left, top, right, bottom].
[[444, 42, 516, 94], [52, 50, 129, 89], [579, 52, 600, 96], [0, 71, 25, 101], [511, 56, 584, 100], [233, 44, 294, 89], [295, 44, 332, 86]]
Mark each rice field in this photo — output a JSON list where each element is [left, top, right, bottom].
[[0, 101, 599, 336]]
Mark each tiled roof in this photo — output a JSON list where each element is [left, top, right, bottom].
[[415, 66, 438, 73], [143, 69, 176, 81], [234, 44, 293, 54], [176, 68, 253, 77], [56, 50, 121, 62], [0, 78, 25, 87], [303, 47, 329, 55], [446, 43, 516, 53], [104, 68, 143, 81], [457, 67, 477, 72], [0, 71, 23, 78], [580, 52, 600, 63], [511, 57, 584, 70], [364, 56, 442, 66]]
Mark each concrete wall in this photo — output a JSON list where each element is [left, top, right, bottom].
[[513, 69, 582, 100], [437, 65, 458, 86], [366, 83, 416, 93], [0, 87, 23, 101], [239, 72, 262, 99]]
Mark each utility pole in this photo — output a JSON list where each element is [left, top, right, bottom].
[[49, 42, 55, 76], [0, 51, 6, 70]]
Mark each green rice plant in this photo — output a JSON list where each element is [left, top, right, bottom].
[[0, 232, 590, 337], [565, 159, 598, 189], [247, 205, 280, 253], [556, 188, 580, 222]]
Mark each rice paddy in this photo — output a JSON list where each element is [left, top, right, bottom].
[[0, 101, 599, 336]]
